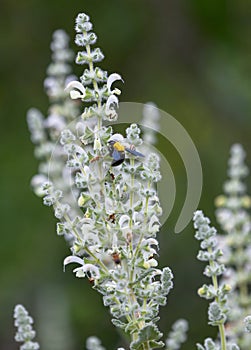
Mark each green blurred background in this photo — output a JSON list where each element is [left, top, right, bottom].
[[1, 0, 251, 349]]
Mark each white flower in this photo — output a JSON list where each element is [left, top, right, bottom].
[[64, 80, 86, 99], [148, 215, 160, 233], [104, 74, 123, 119], [105, 95, 119, 119], [44, 114, 65, 131], [107, 73, 123, 95], [140, 238, 158, 248], [63, 255, 83, 270], [119, 215, 130, 229], [108, 133, 124, 143], [143, 258, 158, 269], [63, 256, 100, 279], [31, 174, 48, 197]]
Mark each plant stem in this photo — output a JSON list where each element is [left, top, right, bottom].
[[209, 248, 227, 350], [219, 324, 227, 350]]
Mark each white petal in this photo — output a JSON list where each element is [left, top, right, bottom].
[[112, 88, 121, 96], [108, 133, 124, 143], [65, 80, 86, 94], [148, 258, 158, 267], [44, 114, 65, 130], [146, 238, 159, 246], [105, 197, 114, 212], [63, 256, 84, 268], [83, 264, 100, 279], [83, 165, 91, 174], [31, 174, 48, 188], [74, 267, 86, 278], [148, 215, 160, 233], [70, 90, 82, 99], [119, 215, 130, 228], [73, 144, 85, 154], [105, 95, 119, 114], [107, 73, 123, 92]]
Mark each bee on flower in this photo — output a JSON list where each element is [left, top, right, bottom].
[[107, 134, 144, 166]]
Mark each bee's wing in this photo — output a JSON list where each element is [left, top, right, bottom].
[[125, 147, 144, 157], [112, 149, 122, 161]]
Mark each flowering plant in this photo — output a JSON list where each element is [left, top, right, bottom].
[[15, 11, 251, 350], [25, 12, 176, 350]]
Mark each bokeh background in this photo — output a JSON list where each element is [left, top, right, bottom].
[[1, 0, 251, 349]]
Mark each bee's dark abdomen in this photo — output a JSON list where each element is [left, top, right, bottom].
[[111, 158, 124, 166]]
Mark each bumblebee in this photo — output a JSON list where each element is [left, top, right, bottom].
[[108, 134, 144, 166]]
